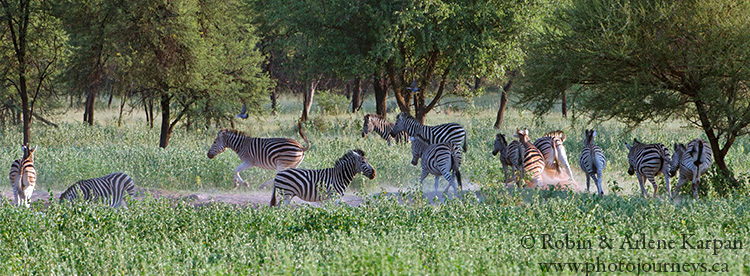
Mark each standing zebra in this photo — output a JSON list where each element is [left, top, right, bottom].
[[362, 113, 409, 146], [492, 133, 522, 183], [8, 145, 37, 208], [515, 129, 545, 188], [391, 112, 467, 153], [270, 149, 375, 206], [625, 138, 672, 197], [410, 135, 462, 201], [669, 138, 712, 199], [533, 130, 576, 182], [579, 129, 607, 196], [208, 121, 310, 189], [59, 172, 136, 207]]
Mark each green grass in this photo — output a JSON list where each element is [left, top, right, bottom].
[[2, 91, 750, 274]]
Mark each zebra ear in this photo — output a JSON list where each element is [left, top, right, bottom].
[[625, 142, 632, 150], [592, 130, 597, 137], [633, 138, 640, 144], [352, 149, 365, 157], [30, 145, 37, 153]]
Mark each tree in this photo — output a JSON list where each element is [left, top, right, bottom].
[[1, 0, 68, 144], [518, 0, 750, 186]]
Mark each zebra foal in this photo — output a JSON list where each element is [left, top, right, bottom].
[[579, 129, 607, 196], [492, 133, 522, 183], [669, 138, 712, 199], [270, 149, 375, 206], [8, 145, 37, 208], [625, 138, 672, 197], [362, 113, 409, 145], [410, 135, 462, 201], [59, 172, 135, 207], [391, 112, 467, 153], [533, 131, 576, 182], [515, 129, 545, 188], [208, 121, 310, 189]]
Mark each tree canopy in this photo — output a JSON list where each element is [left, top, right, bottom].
[[517, 0, 750, 183]]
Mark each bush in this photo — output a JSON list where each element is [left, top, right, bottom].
[[316, 90, 348, 115]]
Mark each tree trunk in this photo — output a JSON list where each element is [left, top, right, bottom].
[[148, 98, 154, 128], [561, 89, 568, 118], [301, 79, 319, 122], [118, 91, 127, 127], [345, 81, 351, 100], [351, 77, 362, 113], [493, 78, 514, 129], [268, 51, 278, 115], [159, 93, 171, 148], [107, 93, 113, 108], [84, 90, 96, 126], [474, 76, 481, 90], [372, 75, 387, 117], [20, 74, 30, 145], [695, 100, 738, 189]]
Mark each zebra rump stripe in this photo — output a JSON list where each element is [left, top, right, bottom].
[[270, 149, 375, 206], [8, 145, 37, 208], [410, 135, 462, 199], [669, 139, 712, 199], [60, 172, 136, 207], [362, 113, 409, 145], [515, 129, 545, 187], [626, 138, 671, 197], [579, 129, 606, 196], [208, 121, 310, 189], [392, 112, 467, 153], [533, 130, 575, 181]]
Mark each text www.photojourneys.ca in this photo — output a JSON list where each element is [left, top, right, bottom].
[[538, 257, 730, 275]]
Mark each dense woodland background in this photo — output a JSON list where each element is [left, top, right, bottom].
[[1, 0, 750, 192]]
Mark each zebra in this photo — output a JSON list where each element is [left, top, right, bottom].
[[410, 135, 462, 201], [492, 133, 522, 183], [514, 129, 545, 187], [533, 130, 576, 182], [270, 149, 375, 206], [208, 121, 310, 189], [8, 145, 37, 208], [579, 129, 607, 196], [625, 138, 672, 197], [669, 138, 712, 199], [59, 172, 136, 207], [391, 112, 467, 153], [362, 113, 409, 146]]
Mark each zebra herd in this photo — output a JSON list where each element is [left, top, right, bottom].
[[7, 144, 135, 208], [6, 113, 715, 209]]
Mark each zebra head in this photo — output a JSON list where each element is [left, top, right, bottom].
[[362, 114, 372, 137], [513, 128, 531, 144], [348, 149, 376, 179], [670, 143, 687, 177], [391, 112, 411, 137], [625, 139, 638, 175], [207, 130, 229, 159], [59, 183, 81, 203], [22, 144, 36, 161], [493, 133, 507, 156], [410, 135, 429, 165]]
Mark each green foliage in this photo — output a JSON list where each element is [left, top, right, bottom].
[[315, 90, 347, 115]]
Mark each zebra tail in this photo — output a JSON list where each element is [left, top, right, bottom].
[[463, 136, 468, 152], [451, 149, 462, 190], [298, 121, 311, 151], [270, 185, 278, 207], [694, 142, 704, 167]]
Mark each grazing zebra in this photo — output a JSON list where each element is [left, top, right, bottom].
[[208, 121, 310, 189], [362, 113, 409, 146], [515, 129, 545, 188], [8, 145, 37, 208], [410, 135, 462, 201], [579, 129, 607, 196], [270, 149, 375, 206], [625, 138, 672, 197], [533, 130, 576, 182], [59, 172, 136, 207], [492, 133, 522, 183], [669, 138, 712, 199], [391, 112, 467, 153]]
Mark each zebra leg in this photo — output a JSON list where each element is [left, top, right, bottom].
[[585, 174, 591, 193], [692, 178, 700, 199], [435, 175, 444, 202], [502, 164, 509, 183], [637, 173, 648, 197], [595, 171, 604, 196], [672, 174, 687, 199], [647, 176, 659, 198], [233, 161, 253, 189]]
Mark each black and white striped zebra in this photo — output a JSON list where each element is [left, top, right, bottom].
[[625, 138, 672, 197], [492, 133, 522, 183], [579, 129, 607, 196], [8, 145, 37, 208], [669, 138, 712, 199], [208, 121, 310, 189], [270, 149, 375, 206], [362, 113, 409, 146], [410, 135, 462, 201], [533, 130, 576, 182], [515, 129, 545, 187], [59, 172, 136, 207], [391, 112, 467, 153]]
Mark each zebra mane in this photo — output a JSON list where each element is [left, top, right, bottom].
[[221, 128, 251, 138], [543, 130, 566, 142], [366, 113, 386, 121], [336, 149, 366, 167]]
